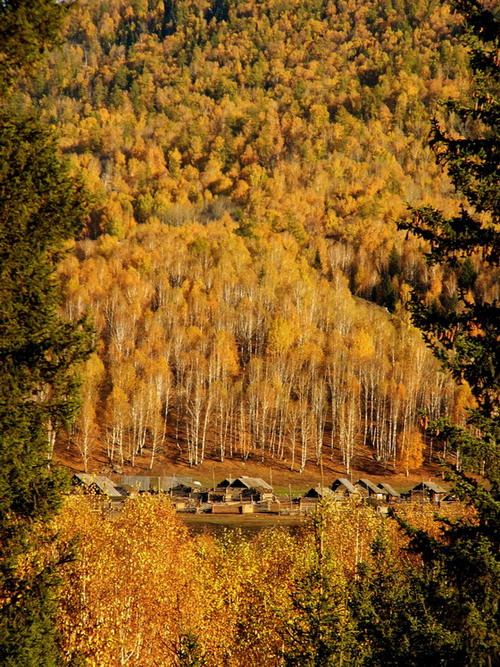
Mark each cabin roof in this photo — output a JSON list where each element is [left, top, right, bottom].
[[73, 473, 125, 497], [412, 481, 447, 494], [172, 482, 194, 491], [215, 478, 232, 488], [356, 478, 383, 494], [331, 478, 358, 494], [304, 486, 334, 498], [377, 483, 401, 497], [230, 476, 273, 491]]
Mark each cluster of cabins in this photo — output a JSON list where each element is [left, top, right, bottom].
[[303, 478, 450, 504], [72, 473, 451, 512]]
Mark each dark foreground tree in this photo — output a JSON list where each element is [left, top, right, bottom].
[[396, 0, 500, 663], [0, 113, 92, 665], [400, 0, 499, 444], [0, 0, 70, 94], [0, 2, 92, 663], [351, 531, 464, 666]]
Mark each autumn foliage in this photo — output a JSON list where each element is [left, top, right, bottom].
[[52, 495, 444, 666], [59, 220, 473, 474], [11, 0, 493, 473]]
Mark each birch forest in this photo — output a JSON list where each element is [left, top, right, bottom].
[[10, 0, 496, 474]]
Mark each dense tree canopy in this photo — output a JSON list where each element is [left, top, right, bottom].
[[12, 0, 494, 475], [0, 0, 70, 93], [0, 0, 498, 664], [0, 2, 92, 661]]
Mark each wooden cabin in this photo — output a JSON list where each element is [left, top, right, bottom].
[[410, 481, 447, 503], [72, 474, 125, 500], [213, 478, 237, 502], [227, 476, 274, 502], [213, 476, 273, 502], [301, 486, 334, 509], [354, 478, 386, 500], [171, 483, 194, 497], [377, 483, 401, 502], [330, 478, 360, 499], [212, 477, 233, 503]]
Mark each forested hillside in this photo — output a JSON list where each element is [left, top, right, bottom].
[[14, 0, 496, 474], [59, 221, 471, 474]]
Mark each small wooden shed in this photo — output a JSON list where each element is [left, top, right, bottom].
[[410, 481, 447, 503], [354, 478, 386, 500], [377, 483, 401, 502], [330, 478, 360, 498], [212, 504, 241, 514]]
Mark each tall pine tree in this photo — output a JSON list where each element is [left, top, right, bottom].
[[397, 0, 500, 663], [400, 0, 499, 447], [0, 2, 92, 663]]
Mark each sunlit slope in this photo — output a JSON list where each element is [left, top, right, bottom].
[[59, 221, 470, 473], [24, 0, 466, 247], [16, 0, 484, 473]]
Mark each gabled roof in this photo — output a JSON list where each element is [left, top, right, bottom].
[[172, 482, 194, 491], [331, 478, 358, 494], [304, 486, 334, 498], [377, 483, 401, 497], [412, 481, 447, 494], [230, 476, 273, 491], [73, 473, 125, 498], [215, 478, 232, 488], [356, 478, 383, 495]]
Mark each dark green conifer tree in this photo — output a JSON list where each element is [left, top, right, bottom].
[[0, 2, 92, 663], [400, 0, 499, 433], [396, 1, 500, 663], [351, 531, 461, 666]]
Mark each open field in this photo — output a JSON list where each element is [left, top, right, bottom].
[[180, 512, 308, 535]]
